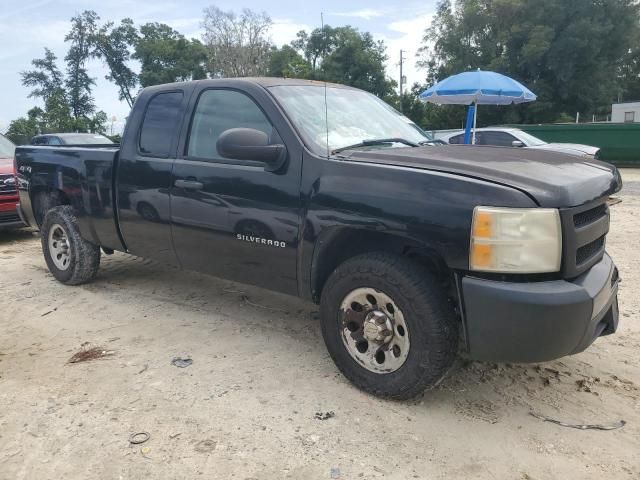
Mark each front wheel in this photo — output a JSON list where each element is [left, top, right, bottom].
[[320, 252, 458, 399], [41, 206, 101, 285]]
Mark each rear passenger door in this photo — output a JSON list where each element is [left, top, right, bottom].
[[116, 87, 193, 265], [170, 85, 303, 295]]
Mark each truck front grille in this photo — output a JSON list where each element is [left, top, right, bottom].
[[576, 235, 606, 265], [0, 174, 17, 196], [573, 204, 607, 228], [560, 198, 610, 278]]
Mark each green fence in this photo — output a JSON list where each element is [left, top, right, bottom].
[[506, 123, 640, 167]]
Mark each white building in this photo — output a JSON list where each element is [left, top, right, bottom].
[[611, 101, 640, 123]]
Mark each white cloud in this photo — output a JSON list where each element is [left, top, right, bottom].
[[380, 13, 434, 92], [165, 17, 202, 37], [331, 8, 384, 20], [270, 18, 311, 47]]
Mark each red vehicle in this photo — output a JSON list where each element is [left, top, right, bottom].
[[0, 134, 23, 230]]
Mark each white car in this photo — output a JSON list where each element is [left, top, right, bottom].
[[437, 127, 600, 158]]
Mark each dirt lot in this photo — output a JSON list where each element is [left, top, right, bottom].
[[1, 170, 639, 480]]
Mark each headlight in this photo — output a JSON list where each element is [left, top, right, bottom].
[[470, 206, 562, 273]]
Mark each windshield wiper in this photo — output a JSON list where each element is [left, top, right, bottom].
[[331, 138, 419, 155]]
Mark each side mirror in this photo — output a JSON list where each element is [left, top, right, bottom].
[[217, 128, 287, 172], [511, 140, 524, 147]]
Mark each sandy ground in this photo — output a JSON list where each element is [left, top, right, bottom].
[[1, 170, 639, 480]]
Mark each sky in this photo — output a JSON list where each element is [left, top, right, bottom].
[[0, 0, 437, 134]]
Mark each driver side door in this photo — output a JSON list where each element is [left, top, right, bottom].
[[170, 87, 302, 295]]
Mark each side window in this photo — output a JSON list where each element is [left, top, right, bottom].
[[187, 89, 276, 161], [448, 134, 465, 144], [48, 137, 62, 145], [139, 91, 184, 157], [480, 131, 516, 147]]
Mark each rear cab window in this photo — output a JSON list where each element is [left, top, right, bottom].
[[139, 91, 184, 157]]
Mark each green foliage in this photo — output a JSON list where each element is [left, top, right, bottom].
[[618, 25, 640, 102], [290, 25, 396, 98], [387, 84, 467, 131], [5, 108, 45, 145], [291, 28, 333, 71], [65, 10, 98, 120], [134, 23, 207, 87], [417, 0, 640, 126], [18, 47, 108, 137], [21, 48, 65, 101], [92, 17, 139, 107], [268, 45, 311, 78]]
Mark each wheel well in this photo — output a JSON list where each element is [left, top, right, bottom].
[[31, 187, 70, 227], [311, 229, 450, 302]]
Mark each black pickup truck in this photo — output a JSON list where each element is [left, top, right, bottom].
[[15, 78, 621, 399]]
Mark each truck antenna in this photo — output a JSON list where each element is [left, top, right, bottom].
[[321, 12, 329, 158]]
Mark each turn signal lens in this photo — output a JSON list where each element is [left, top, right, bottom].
[[470, 207, 562, 273]]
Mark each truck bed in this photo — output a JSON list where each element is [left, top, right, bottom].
[[15, 145, 124, 251]]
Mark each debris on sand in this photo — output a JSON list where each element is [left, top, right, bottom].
[[129, 432, 150, 445], [576, 377, 600, 394], [314, 411, 335, 421], [67, 345, 115, 364], [171, 357, 193, 368], [529, 412, 626, 431], [240, 294, 288, 313]]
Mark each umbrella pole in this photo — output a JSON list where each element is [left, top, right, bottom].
[[472, 101, 478, 145]]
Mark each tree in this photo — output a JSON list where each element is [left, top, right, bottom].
[[323, 26, 396, 98], [202, 7, 272, 77], [21, 48, 65, 102], [20, 50, 74, 133], [5, 108, 46, 145], [291, 27, 335, 71], [42, 88, 74, 132], [134, 23, 207, 87], [267, 45, 310, 77], [65, 10, 98, 120], [87, 111, 108, 134], [291, 25, 396, 98], [92, 17, 139, 108], [417, 0, 640, 125], [18, 42, 105, 136]]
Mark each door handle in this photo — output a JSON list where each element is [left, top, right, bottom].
[[174, 179, 203, 190]]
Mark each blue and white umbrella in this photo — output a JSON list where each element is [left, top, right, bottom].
[[419, 70, 536, 144]]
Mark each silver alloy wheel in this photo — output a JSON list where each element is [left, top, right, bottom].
[[339, 287, 410, 374], [48, 223, 71, 271]]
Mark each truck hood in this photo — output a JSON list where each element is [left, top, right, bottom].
[[344, 145, 621, 207], [529, 143, 600, 157]]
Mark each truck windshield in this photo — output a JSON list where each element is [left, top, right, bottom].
[[269, 85, 432, 157], [0, 135, 15, 158]]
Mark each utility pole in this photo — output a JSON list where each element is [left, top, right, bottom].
[[399, 49, 405, 112]]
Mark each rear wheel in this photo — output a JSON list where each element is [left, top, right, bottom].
[[41, 206, 100, 285], [320, 252, 458, 399]]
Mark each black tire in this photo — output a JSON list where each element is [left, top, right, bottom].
[[41, 206, 101, 285], [320, 252, 458, 399]]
